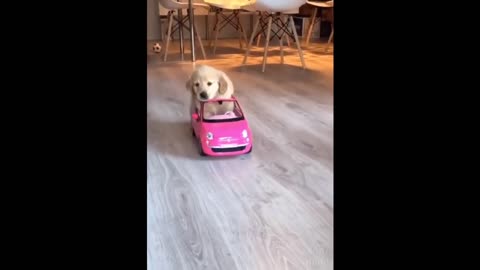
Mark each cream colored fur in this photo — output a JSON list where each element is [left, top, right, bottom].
[[186, 65, 235, 118]]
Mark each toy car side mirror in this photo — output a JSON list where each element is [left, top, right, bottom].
[[192, 113, 199, 121]]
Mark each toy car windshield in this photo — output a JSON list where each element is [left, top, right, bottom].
[[202, 100, 245, 123]]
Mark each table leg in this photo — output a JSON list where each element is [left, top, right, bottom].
[[188, 0, 195, 62], [178, 9, 185, 61]]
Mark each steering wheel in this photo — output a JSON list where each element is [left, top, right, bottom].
[[224, 111, 235, 116]]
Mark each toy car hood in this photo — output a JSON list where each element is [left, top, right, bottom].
[[202, 119, 249, 135]]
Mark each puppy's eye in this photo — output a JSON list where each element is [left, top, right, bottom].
[[207, 82, 212, 86], [195, 83, 200, 87]]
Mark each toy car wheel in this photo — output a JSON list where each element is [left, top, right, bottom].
[[199, 147, 206, 156], [191, 128, 195, 137]]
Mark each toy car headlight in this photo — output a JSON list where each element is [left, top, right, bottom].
[[207, 132, 213, 140], [242, 129, 248, 138]]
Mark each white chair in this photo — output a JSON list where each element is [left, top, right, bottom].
[[305, 0, 333, 51], [158, 0, 209, 61], [203, 0, 256, 55], [243, 0, 307, 72]]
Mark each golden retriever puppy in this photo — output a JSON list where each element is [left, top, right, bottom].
[[186, 65, 235, 118]]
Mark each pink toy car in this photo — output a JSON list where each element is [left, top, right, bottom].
[[191, 96, 253, 156]]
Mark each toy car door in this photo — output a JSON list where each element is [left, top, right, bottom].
[[191, 105, 202, 138]]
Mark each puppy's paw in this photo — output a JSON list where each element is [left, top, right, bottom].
[[204, 112, 214, 119]]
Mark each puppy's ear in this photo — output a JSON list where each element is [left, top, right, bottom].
[[218, 72, 233, 95]]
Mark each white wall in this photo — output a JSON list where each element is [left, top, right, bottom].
[[147, 0, 253, 41]]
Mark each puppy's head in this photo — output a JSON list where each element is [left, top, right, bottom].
[[186, 65, 232, 101]]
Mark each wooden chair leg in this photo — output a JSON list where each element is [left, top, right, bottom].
[[243, 12, 260, 65], [325, 24, 333, 52], [279, 30, 284, 64], [237, 12, 248, 50], [212, 12, 221, 55], [289, 15, 306, 69], [306, 7, 318, 46], [256, 15, 266, 47], [261, 15, 273, 72], [280, 15, 289, 64], [286, 33, 291, 47], [163, 11, 174, 62], [193, 20, 207, 59], [209, 11, 219, 47]]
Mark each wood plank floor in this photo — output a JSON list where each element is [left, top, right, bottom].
[[147, 39, 333, 270]]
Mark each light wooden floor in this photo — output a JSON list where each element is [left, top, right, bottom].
[[147, 39, 333, 270]]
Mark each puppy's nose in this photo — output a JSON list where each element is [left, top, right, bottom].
[[199, 91, 208, 99]]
